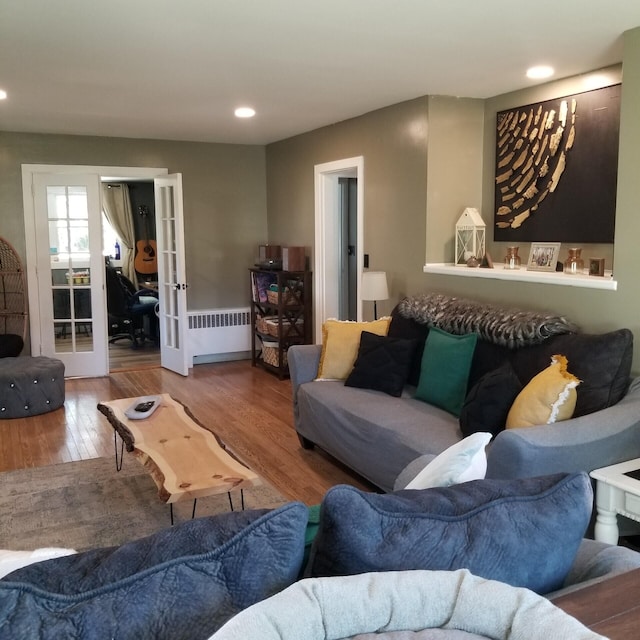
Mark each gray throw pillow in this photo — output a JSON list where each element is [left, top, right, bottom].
[[307, 473, 592, 595], [0, 503, 308, 640]]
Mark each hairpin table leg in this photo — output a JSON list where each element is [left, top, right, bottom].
[[227, 489, 246, 512], [114, 430, 124, 472]]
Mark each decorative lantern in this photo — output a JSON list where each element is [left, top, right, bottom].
[[455, 208, 486, 267]]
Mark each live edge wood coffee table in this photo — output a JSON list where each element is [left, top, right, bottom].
[[97, 394, 262, 523]]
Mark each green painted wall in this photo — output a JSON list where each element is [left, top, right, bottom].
[[266, 28, 640, 372], [3, 27, 640, 370], [0, 131, 267, 310], [424, 37, 640, 371], [425, 96, 485, 263], [266, 97, 429, 320]]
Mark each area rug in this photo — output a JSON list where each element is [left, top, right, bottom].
[[0, 457, 288, 552]]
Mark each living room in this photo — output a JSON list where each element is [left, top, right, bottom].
[[2, 3, 640, 638]]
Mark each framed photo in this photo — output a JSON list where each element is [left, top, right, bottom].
[[480, 251, 494, 269], [526, 242, 561, 272], [589, 257, 606, 277]]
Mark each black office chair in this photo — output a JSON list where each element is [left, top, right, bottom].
[[105, 265, 158, 348]]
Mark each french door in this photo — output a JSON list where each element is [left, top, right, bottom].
[[154, 174, 189, 376], [30, 173, 108, 377], [24, 164, 189, 378]]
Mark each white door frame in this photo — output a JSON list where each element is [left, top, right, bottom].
[[22, 164, 168, 376], [314, 156, 364, 342]]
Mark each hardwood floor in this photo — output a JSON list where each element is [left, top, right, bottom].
[[0, 360, 372, 505], [108, 340, 160, 372]]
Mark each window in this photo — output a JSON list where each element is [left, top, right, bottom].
[[102, 212, 122, 259]]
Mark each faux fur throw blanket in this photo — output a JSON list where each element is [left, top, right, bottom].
[[398, 293, 577, 348]]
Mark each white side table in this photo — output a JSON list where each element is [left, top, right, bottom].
[[590, 459, 640, 544]]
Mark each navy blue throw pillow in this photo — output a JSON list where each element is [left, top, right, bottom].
[[345, 331, 418, 397], [0, 503, 308, 640], [308, 473, 592, 595]]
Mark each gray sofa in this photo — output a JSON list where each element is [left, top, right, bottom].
[[289, 295, 640, 492]]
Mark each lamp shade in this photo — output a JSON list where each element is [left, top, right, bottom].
[[361, 271, 389, 301]]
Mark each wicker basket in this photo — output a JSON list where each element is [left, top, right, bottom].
[[256, 315, 276, 334], [262, 343, 287, 368], [267, 288, 296, 306], [265, 318, 303, 337]]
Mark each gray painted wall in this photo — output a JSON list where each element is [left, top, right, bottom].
[[0, 132, 267, 311]]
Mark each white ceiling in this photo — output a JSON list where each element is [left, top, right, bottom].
[[1, 0, 639, 145]]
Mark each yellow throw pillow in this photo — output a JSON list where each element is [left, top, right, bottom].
[[316, 318, 391, 381], [506, 354, 581, 429]]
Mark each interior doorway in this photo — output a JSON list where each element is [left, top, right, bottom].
[[314, 156, 364, 341], [102, 179, 160, 373], [338, 177, 358, 321]]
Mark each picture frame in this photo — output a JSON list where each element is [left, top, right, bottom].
[[589, 257, 606, 277], [526, 242, 561, 272], [480, 251, 494, 269]]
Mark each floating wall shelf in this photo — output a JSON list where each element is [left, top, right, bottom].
[[423, 263, 617, 291]]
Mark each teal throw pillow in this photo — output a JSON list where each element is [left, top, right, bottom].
[[301, 504, 321, 574], [415, 327, 478, 416]]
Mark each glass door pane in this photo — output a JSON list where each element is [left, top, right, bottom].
[[47, 185, 94, 354], [155, 174, 188, 375]]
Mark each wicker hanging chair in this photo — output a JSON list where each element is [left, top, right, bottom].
[[0, 236, 28, 341]]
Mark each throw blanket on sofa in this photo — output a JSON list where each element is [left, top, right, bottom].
[[398, 293, 577, 348]]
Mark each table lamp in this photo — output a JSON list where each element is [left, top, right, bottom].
[[361, 271, 389, 320]]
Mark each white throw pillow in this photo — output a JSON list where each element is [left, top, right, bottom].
[[0, 547, 77, 579], [403, 432, 492, 490]]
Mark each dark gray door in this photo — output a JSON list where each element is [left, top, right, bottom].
[[338, 177, 358, 320]]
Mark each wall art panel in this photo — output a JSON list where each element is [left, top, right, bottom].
[[493, 84, 620, 243]]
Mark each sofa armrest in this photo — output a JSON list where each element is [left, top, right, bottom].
[[288, 343, 321, 404], [486, 377, 640, 479], [547, 538, 640, 598], [288, 345, 321, 390], [288, 345, 322, 435]]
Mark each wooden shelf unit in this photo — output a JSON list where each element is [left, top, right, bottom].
[[249, 268, 312, 378]]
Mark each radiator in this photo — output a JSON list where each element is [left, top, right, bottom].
[[188, 308, 252, 360]]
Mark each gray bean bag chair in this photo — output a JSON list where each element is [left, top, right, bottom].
[[210, 569, 604, 639]]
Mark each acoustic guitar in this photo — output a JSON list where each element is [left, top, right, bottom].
[[134, 205, 158, 274]]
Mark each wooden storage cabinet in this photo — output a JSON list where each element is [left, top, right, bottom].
[[249, 268, 312, 377]]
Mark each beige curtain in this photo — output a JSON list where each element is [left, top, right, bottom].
[[101, 183, 138, 288]]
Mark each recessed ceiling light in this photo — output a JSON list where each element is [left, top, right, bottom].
[[234, 107, 256, 118], [0, 89, 7, 100], [526, 66, 554, 80]]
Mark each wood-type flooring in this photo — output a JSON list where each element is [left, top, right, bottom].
[[0, 360, 372, 505]]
